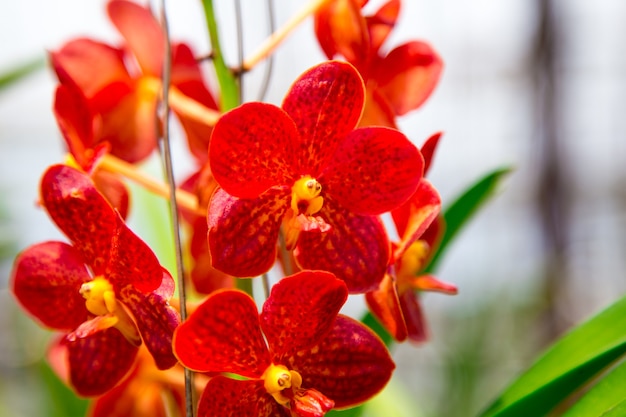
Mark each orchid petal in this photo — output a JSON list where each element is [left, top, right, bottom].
[[366, 0, 400, 53], [197, 377, 278, 417], [399, 291, 428, 343], [50, 38, 131, 102], [41, 164, 117, 274], [107, 0, 164, 76], [96, 82, 159, 163], [261, 271, 348, 359], [314, 0, 370, 69], [365, 274, 408, 342], [295, 199, 389, 294], [92, 169, 130, 220], [207, 187, 289, 278], [11, 241, 90, 331], [53, 85, 94, 165], [375, 41, 443, 115], [65, 327, 138, 396], [209, 102, 299, 198], [288, 315, 395, 409], [282, 61, 365, 174], [107, 216, 163, 293], [391, 179, 441, 257], [358, 85, 397, 128], [420, 131, 442, 176], [118, 285, 180, 370], [173, 290, 270, 377], [322, 126, 423, 215]]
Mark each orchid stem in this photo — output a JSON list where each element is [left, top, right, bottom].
[[241, 0, 330, 71], [98, 155, 203, 216], [158, 2, 194, 416]]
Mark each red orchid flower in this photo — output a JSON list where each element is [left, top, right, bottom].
[[11, 164, 180, 396], [208, 60, 423, 293], [84, 346, 209, 417], [50, 0, 219, 164], [314, 0, 443, 128], [174, 271, 395, 416], [366, 133, 457, 342]]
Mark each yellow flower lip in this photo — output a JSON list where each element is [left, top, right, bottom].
[[80, 276, 116, 316], [79, 276, 142, 345], [262, 363, 303, 406], [291, 175, 324, 216]]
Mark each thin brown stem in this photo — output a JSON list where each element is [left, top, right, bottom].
[[97, 155, 203, 216], [241, 0, 331, 71], [158, 1, 194, 416]]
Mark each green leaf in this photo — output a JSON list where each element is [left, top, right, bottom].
[[0, 58, 45, 91], [561, 357, 626, 416], [478, 294, 626, 417], [425, 167, 512, 273], [37, 360, 90, 417]]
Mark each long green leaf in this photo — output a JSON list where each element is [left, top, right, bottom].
[[0, 58, 45, 91], [478, 294, 626, 417], [561, 356, 626, 416], [425, 167, 511, 272]]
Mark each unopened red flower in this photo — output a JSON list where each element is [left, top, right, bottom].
[[174, 271, 395, 416], [314, 0, 443, 128], [208, 60, 423, 293], [366, 133, 457, 342], [11, 164, 179, 395], [50, 0, 219, 163]]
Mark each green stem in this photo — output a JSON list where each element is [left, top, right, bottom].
[[201, 0, 240, 111]]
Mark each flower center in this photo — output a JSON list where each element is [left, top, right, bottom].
[[262, 364, 303, 406], [79, 277, 141, 345], [291, 176, 323, 216], [80, 276, 116, 316]]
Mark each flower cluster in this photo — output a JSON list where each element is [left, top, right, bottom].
[[10, 0, 458, 416]]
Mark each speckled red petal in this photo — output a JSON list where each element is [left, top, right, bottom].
[[107, 216, 163, 292], [41, 164, 118, 274], [65, 327, 138, 396], [209, 102, 299, 198], [287, 315, 395, 409], [322, 126, 423, 215], [11, 241, 90, 331], [92, 170, 130, 220], [119, 285, 180, 370], [261, 271, 347, 359], [173, 290, 270, 377], [107, 0, 163, 76], [375, 41, 443, 116], [207, 187, 289, 278], [295, 200, 389, 294], [197, 377, 277, 417], [282, 61, 365, 174], [365, 274, 408, 342]]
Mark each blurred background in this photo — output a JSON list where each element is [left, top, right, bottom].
[[1, 0, 625, 416]]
